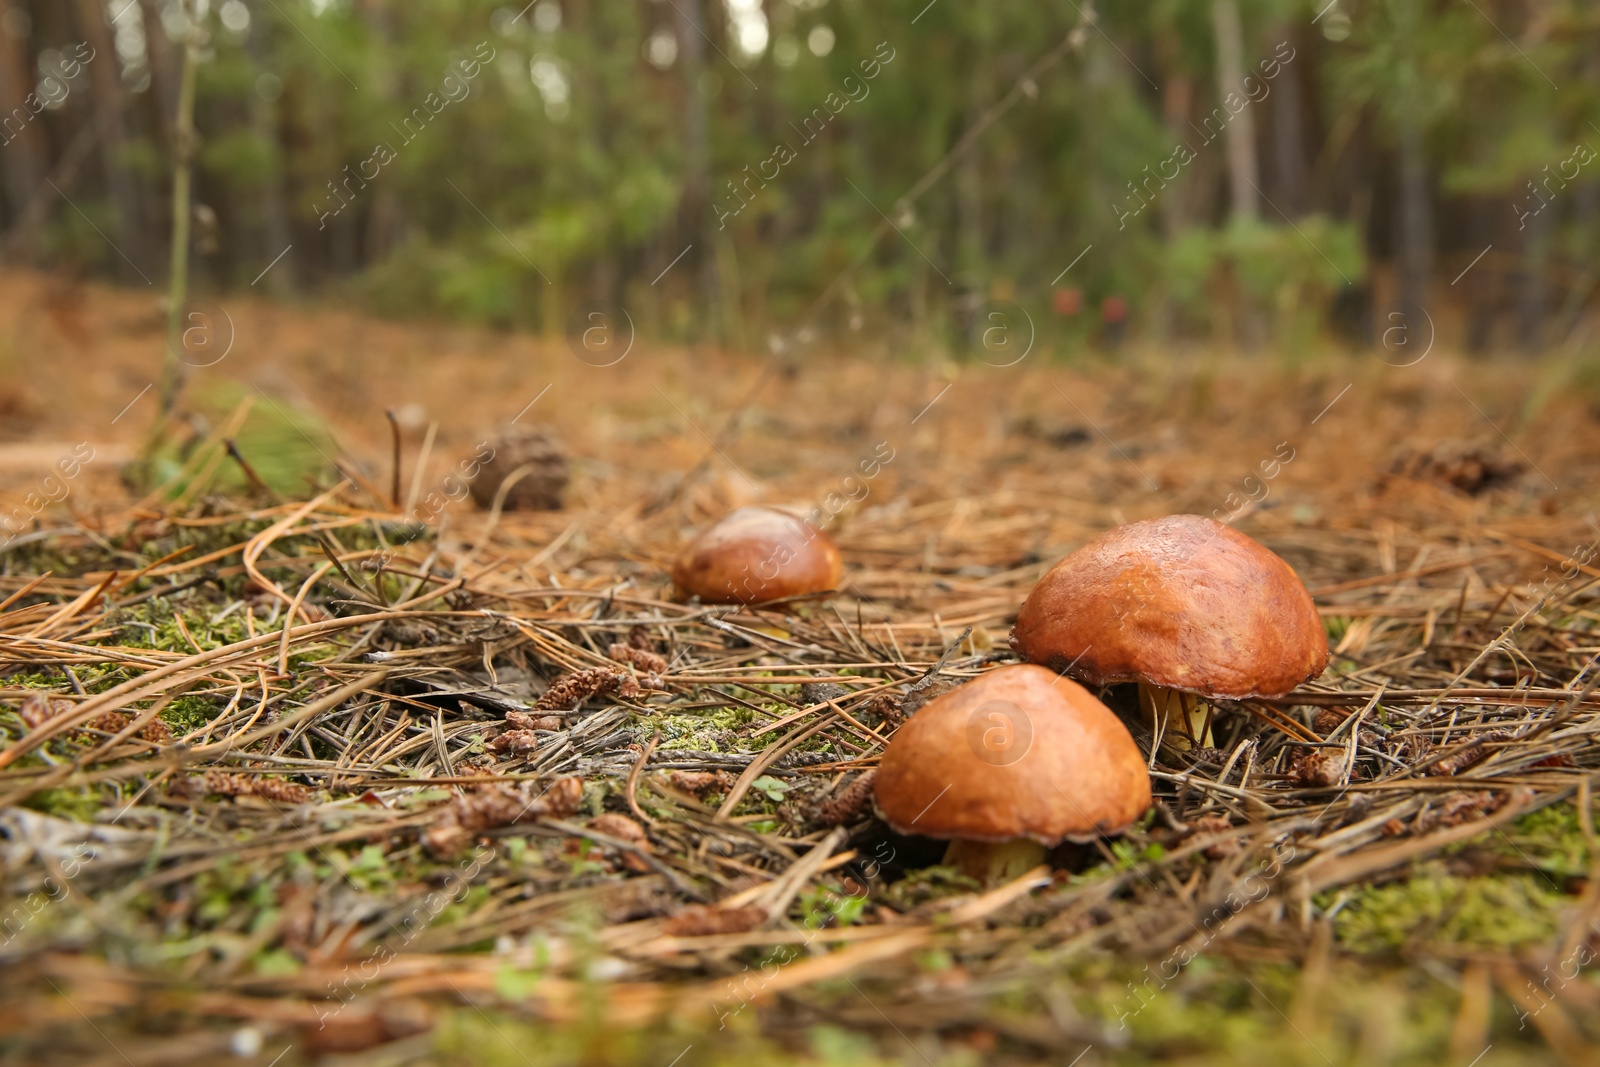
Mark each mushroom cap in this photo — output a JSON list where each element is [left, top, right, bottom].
[[873, 664, 1151, 846], [671, 507, 843, 605], [1011, 514, 1328, 699]]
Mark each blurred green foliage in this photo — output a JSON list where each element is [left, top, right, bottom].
[[11, 0, 1600, 353]]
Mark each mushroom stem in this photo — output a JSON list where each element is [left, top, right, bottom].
[[1138, 682, 1213, 752], [943, 838, 1048, 887]]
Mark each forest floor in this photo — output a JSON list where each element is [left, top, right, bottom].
[[3, 268, 1600, 1065]]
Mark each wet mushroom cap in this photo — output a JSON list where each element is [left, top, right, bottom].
[[671, 506, 843, 605], [1010, 514, 1328, 699], [873, 664, 1151, 845]]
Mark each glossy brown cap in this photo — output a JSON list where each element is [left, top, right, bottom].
[[1011, 514, 1328, 699], [873, 664, 1151, 845], [671, 507, 843, 605]]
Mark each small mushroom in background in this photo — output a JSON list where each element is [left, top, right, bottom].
[[671, 506, 842, 605], [468, 425, 569, 511], [873, 663, 1150, 887], [1010, 513, 1327, 753]]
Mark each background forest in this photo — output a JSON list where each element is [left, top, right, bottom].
[[0, 0, 1596, 356]]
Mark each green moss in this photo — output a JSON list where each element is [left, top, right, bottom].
[[1493, 800, 1594, 879], [21, 787, 102, 821], [882, 865, 981, 910], [1326, 862, 1566, 953], [161, 695, 225, 735], [651, 704, 758, 753]]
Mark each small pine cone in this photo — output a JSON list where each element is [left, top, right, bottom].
[[18, 692, 63, 729], [447, 775, 584, 835], [140, 718, 174, 744], [1287, 749, 1346, 788], [667, 770, 735, 798], [452, 787, 529, 833], [1313, 708, 1351, 736], [1427, 732, 1506, 777], [468, 427, 568, 511], [83, 710, 132, 734], [423, 819, 470, 859], [455, 753, 500, 777], [608, 643, 668, 675], [816, 771, 877, 827], [627, 628, 655, 652], [861, 692, 904, 731], [590, 812, 651, 872], [590, 812, 648, 846], [1433, 790, 1500, 827], [167, 775, 207, 800], [487, 729, 540, 756], [203, 770, 310, 804], [535, 668, 641, 711], [506, 711, 564, 731], [662, 903, 767, 937], [252, 777, 313, 804], [537, 776, 585, 818]]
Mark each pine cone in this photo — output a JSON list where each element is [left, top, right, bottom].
[[662, 903, 767, 937], [468, 426, 568, 511], [425, 776, 583, 857], [1426, 732, 1506, 776], [487, 729, 540, 756], [666, 770, 735, 798], [816, 771, 877, 827], [608, 643, 668, 675], [1287, 749, 1345, 788], [202, 771, 310, 804], [535, 668, 641, 711], [506, 711, 564, 731], [18, 692, 64, 729], [1313, 708, 1351, 736]]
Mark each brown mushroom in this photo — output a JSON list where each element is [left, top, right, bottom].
[[873, 664, 1151, 886], [1010, 514, 1328, 751], [671, 506, 842, 605]]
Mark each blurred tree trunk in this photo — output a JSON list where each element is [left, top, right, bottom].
[[1269, 24, 1308, 217], [244, 2, 291, 293], [141, 0, 178, 138], [1160, 76, 1192, 240], [0, 1, 46, 239], [956, 87, 984, 349], [1395, 108, 1431, 326], [1517, 195, 1550, 352], [73, 0, 150, 281], [360, 0, 401, 265], [1210, 0, 1258, 222], [675, 0, 719, 342]]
